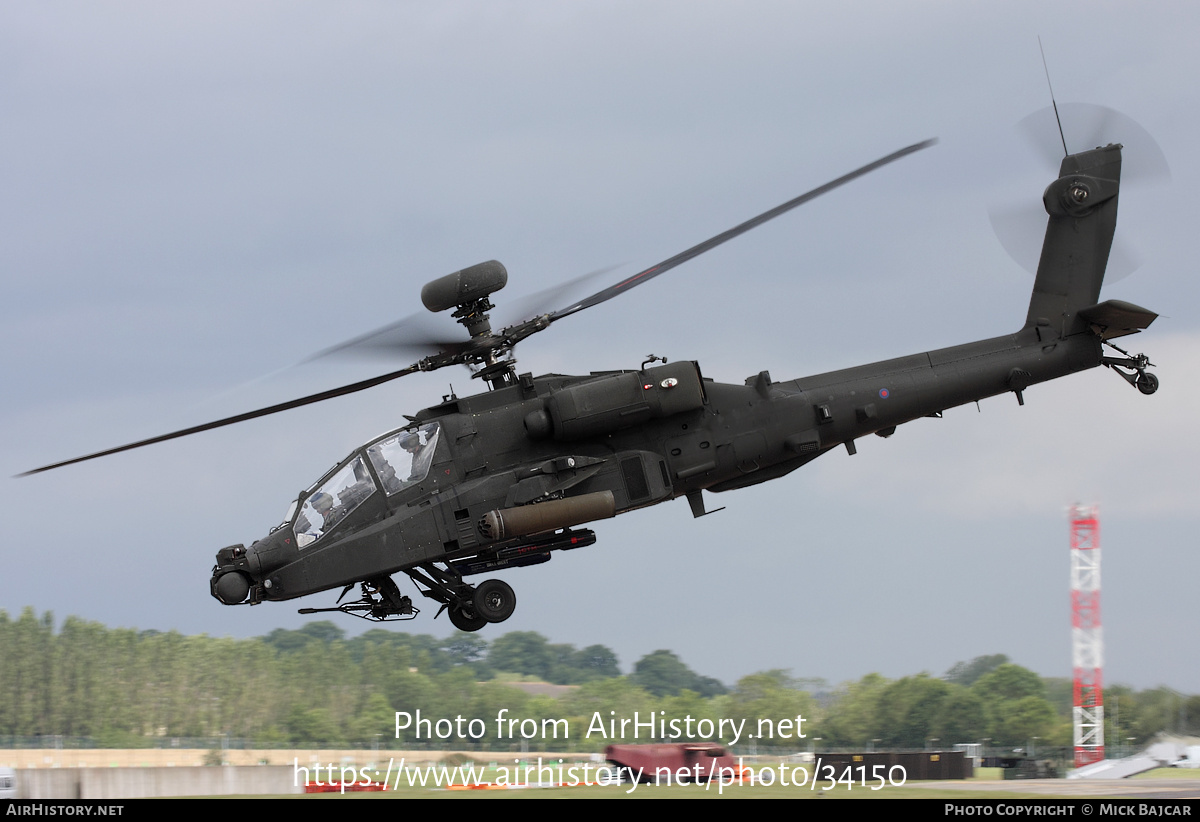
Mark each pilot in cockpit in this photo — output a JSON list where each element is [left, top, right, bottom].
[[400, 429, 434, 481]]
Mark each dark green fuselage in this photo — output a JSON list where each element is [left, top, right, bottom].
[[214, 143, 1157, 618]]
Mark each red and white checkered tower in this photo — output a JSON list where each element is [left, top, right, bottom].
[[1070, 504, 1104, 767]]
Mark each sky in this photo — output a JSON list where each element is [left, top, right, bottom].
[[4, 1, 1199, 695]]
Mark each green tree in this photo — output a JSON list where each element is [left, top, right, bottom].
[[934, 687, 987, 745], [560, 677, 656, 750], [820, 673, 889, 748], [286, 706, 343, 747], [971, 664, 1045, 704], [944, 654, 1009, 687], [440, 632, 489, 671], [573, 645, 621, 681], [346, 692, 397, 748], [488, 632, 552, 679], [659, 689, 719, 737], [874, 674, 953, 748], [1042, 677, 1075, 718], [5, 608, 56, 736], [262, 620, 345, 653], [992, 696, 1058, 748], [631, 650, 724, 697], [970, 664, 1057, 747], [545, 643, 584, 684], [727, 671, 816, 749], [466, 682, 532, 747]]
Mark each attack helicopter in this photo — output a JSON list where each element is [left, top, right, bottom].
[[23, 138, 1160, 632]]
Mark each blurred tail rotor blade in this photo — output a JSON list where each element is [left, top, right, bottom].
[[1106, 240, 1143, 284], [987, 202, 1045, 275], [987, 198, 1142, 282], [1018, 103, 1170, 184], [993, 104, 1165, 284]]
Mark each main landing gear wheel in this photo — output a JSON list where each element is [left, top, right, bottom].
[[474, 579, 516, 623], [448, 606, 488, 632]]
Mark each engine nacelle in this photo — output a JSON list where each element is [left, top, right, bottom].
[[535, 361, 706, 441]]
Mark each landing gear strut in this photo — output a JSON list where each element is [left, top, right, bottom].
[[406, 562, 517, 632], [295, 564, 518, 631], [1101, 340, 1159, 395]]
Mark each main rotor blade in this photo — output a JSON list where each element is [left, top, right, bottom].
[[500, 263, 624, 326], [547, 139, 937, 322], [302, 311, 468, 362], [19, 363, 422, 476], [305, 265, 623, 364]]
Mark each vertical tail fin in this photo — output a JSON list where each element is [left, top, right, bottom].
[[1025, 144, 1122, 336]]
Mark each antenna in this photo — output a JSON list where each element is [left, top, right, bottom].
[[1069, 504, 1105, 768], [1038, 36, 1069, 157]]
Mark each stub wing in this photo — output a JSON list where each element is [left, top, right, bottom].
[[1078, 299, 1158, 340]]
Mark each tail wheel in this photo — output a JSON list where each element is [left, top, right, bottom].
[[474, 579, 516, 623], [1136, 372, 1159, 395]]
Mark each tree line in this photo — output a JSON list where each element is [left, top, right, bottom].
[[0, 608, 1194, 752]]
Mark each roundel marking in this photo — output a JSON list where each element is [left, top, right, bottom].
[[661, 377, 679, 389], [879, 388, 890, 399]]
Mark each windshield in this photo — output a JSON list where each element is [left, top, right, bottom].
[[294, 455, 377, 548], [289, 422, 441, 549], [366, 422, 440, 495]]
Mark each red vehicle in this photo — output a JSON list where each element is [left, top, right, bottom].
[[605, 743, 742, 784]]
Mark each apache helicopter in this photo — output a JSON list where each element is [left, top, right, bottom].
[[24, 137, 1160, 632]]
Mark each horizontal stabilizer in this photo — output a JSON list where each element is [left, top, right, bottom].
[[1078, 299, 1158, 339]]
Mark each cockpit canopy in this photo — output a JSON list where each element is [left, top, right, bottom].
[[292, 422, 441, 548]]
